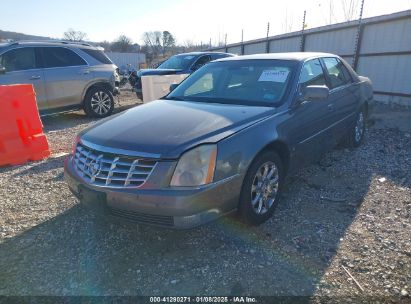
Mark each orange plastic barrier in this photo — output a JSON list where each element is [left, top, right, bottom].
[[0, 84, 50, 166]]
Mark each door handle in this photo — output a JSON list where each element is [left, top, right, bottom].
[[327, 104, 334, 111], [30, 75, 41, 80], [81, 70, 90, 75]]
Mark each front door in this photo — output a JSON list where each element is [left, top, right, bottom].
[[287, 59, 335, 170], [0, 47, 47, 109]]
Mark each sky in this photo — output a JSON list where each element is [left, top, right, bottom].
[[1, 0, 411, 46]]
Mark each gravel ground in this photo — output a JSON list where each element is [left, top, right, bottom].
[[0, 98, 410, 300]]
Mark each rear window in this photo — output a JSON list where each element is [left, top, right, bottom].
[[82, 49, 113, 64]]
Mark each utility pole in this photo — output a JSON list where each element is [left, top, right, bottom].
[[241, 29, 244, 55], [353, 0, 365, 70], [266, 22, 270, 53], [300, 10, 306, 52], [224, 33, 228, 52]]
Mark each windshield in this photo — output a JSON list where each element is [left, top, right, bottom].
[[167, 59, 297, 106], [158, 54, 197, 70]]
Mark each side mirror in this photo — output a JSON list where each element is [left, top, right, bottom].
[[300, 85, 329, 101], [0, 66, 5, 75], [169, 83, 178, 92]]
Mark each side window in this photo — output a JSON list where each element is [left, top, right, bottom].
[[211, 54, 230, 60], [299, 59, 326, 89], [192, 55, 211, 71], [323, 57, 351, 89], [184, 73, 213, 96], [42, 47, 87, 68], [0, 48, 36, 72]]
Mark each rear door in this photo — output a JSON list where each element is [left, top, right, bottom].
[[288, 58, 335, 168], [0, 47, 47, 109], [40, 47, 90, 109], [321, 57, 358, 142]]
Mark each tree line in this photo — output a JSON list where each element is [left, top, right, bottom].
[[63, 28, 208, 65]]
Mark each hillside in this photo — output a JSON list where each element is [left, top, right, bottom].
[[0, 29, 52, 41]]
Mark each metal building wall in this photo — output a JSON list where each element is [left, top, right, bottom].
[[207, 9, 411, 106], [304, 27, 357, 55], [357, 15, 411, 105], [106, 52, 146, 70], [244, 42, 267, 54], [227, 45, 242, 54], [269, 37, 301, 52]]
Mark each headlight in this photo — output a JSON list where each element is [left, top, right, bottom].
[[170, 145, 217, 187]]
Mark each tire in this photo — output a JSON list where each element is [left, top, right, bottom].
[[83, 86, 114, 118], [136, 91, 143, 101], [343, 108, 366, 148], [238, 151, 284, 226]]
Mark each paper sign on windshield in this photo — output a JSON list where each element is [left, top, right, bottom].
[[258, 70, 289, 82]]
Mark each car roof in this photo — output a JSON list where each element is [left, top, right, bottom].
[[175, 51, 235, 57], [216, 52, 337, 62], [1, 40, 101, 50]]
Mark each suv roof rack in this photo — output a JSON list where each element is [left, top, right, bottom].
[[6, 40, 93, 47]]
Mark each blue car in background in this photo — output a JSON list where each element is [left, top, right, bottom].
[[134, 51, 235, 99]]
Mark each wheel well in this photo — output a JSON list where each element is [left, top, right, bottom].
[[259, 141, 291, 175], [83, 82, 113, 104]]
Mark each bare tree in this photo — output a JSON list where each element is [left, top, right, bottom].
[[98, 40, 112, 51], [341, 0, 360, 21], [282, 8, 294, 33], [111, 35, 133, 52], [142, 31, 176, 60], [143, 31, 162, 56], [161, 31, 176, 55], [63, 28, 87, 41], [319, 0, 337, 25]]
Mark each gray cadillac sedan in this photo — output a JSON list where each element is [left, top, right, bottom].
[[64, 52, 373, 229]]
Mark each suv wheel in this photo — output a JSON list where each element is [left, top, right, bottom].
[[239, 151, 284, 226], [84, 87, 114, 118]]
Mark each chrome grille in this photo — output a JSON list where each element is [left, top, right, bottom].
[[73, 143, 157, 188]]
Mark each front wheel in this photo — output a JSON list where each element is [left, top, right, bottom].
[[239, 151, 284, 226], [83, 87, 114, 118]]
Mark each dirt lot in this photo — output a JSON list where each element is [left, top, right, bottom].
[[0, 95, 410, 300]]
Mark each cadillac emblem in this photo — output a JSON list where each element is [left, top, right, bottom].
[[88, 158, 102, 178]]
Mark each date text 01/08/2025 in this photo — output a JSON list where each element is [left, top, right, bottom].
[[149, 296, 258, 303]]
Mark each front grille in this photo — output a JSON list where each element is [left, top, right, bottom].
[[108, 207, 174, 227], [73, 143, 157, 188]]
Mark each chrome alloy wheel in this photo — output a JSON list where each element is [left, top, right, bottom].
[[355, 111, 365, 143], [250, 161, 279, 215], [91, 91, 112, 115]]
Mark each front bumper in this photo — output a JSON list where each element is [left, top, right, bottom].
[[64, 156, 242, 229]]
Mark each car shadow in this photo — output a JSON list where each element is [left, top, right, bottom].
[[0, 124, 410, 297]]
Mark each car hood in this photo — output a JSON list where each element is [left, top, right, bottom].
[[80, 100, 275, 159], [137, 69, 185, 77]]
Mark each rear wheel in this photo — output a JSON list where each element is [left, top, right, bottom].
[[343, 108, 366, 148], [84, 86, 114, 118], [239, 151, 284, 226]]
